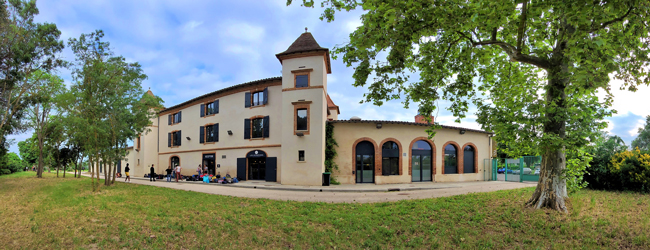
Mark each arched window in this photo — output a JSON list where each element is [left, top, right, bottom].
[[411, 140, 432, 182], [463, 145, 476, 173], [382, 141, 399, 176], [171, 156, 180, 168], [444, 144, 458, 174]]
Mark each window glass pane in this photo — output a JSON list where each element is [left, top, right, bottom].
[[296, 75, 308, 88], [299, 151, 305, 161], [390, 158, 399, 175], [297, 109, 307, 130], [422, 155, 432, 181], [206, 125, 214, 142], [413, 140, 431, 150], [252, 118, 264, 138], [412, 155, 421, 182], [362, 155, 373, 183]]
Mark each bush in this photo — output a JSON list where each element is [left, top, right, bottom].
[[0, 169, 10, 175], [608, 148, 650, 193]]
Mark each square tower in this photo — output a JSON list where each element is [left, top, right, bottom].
[[276, 31, 332, 186]]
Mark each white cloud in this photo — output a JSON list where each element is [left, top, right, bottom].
[[629, 119, 645, 136], [220, 22, 265, 42], [184, 20, 204, 31]]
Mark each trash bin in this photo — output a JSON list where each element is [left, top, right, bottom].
[[323, 172, 331, 186]]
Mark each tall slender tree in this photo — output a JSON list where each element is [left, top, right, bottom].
[[290, 0, 650, 211], [25, 71, 64, 178], [631, 116, 650, 152], [64, 30, 161, 190], [0, 0, 64, 152]]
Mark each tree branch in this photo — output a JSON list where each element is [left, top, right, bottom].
[[517, 0, 528, 51], [472, 40, 551, 69], [590, 5, 634, 32]]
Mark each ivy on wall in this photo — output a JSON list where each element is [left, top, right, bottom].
[[325, 122, 340, 185]]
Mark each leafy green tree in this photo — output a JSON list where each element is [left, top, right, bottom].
[[290, 0, 650, 211], [64, 30, 162, 190], [586, 132, 630, 190], [25, 71, 64, 178], [0, 152, 23, 174], [631, 116, 650, 152], [0, 0, 64, 154], [17, 135, 38, 168]]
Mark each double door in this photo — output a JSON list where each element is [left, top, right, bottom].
[[412, 154, 432, 182], [355, 154, 374, 183]]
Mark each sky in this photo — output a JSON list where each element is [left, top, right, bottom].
[[7, 0, 650, 155]]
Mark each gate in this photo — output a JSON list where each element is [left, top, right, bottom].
[[491, 156, 541, 182]]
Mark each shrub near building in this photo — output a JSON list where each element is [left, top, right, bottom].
[[608, 148, 650, 193]]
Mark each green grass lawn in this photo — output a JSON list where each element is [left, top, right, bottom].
[[1, 172, 649, 249]]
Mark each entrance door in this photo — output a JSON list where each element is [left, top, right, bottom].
[[203, 154, 216, 175], [355, 141, 375, 183], [248, 158, 266, 180], [412, 140, 432, 182]]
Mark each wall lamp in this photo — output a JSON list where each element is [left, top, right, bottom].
[[376, 123, 382, 129], [186, 136, 191, 140], [459, 130, 466, 135], [296, 132, 304, 137], [227, 130, 233, 135]]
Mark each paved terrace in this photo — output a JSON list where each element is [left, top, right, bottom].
[[81, 173, 536, 203]]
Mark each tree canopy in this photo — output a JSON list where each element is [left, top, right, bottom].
[[290, 0, 650, 211], [631, 116, 650, 151]]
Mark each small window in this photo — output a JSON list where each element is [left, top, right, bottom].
[[206, 102, 215, 115], [299, 150, 305, 162], [169, 111, 181, 125], [137, 159, 140, 165], [252, 118, 264, 138], [252, 91, 263, 107], [297, 108, 308, 130], [136, 137, 141, 150], [295, 74, 308, 88]]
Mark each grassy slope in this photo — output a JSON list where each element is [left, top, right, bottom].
[[0, 172, 648, 250]]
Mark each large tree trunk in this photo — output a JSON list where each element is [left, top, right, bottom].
[[526, 62, 569, 212]]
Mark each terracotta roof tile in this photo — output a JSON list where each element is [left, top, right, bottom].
[[326, 94, 340, 114], [328, 119, 493, 134]]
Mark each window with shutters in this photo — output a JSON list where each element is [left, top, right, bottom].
[[169, 131, 181, 147], [245, 88, 268, 108], [251, 118, 264, 138], [203, 124, 218, 143], [382, 141, 400, 175], [169, 111, 181, 125], [202, 100, 219, 117], [244, 116, 268, 140]]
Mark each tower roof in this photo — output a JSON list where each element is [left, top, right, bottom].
[[276, 31, 332, 73]]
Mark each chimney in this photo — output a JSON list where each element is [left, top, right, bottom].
[[415, 115, 434, 124]]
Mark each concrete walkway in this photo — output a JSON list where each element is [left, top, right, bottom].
[[80, 172, 536, 203]]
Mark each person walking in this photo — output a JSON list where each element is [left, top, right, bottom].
[[166, 166, 173, 182], [175, 164, 181, 182], [149, 164, 156, 182], [124, 163, 131, 183]]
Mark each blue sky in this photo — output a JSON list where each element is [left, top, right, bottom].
[[7, 0, 650, 155]]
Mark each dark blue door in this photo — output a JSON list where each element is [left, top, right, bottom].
[[265, 157, 277, 182]]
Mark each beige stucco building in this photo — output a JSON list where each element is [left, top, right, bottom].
[[109, 32, 494, 185]]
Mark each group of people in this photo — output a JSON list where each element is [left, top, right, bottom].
[[122, 163, 213, 183]]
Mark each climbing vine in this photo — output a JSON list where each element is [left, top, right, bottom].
[[325, 122, 340, 184]]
